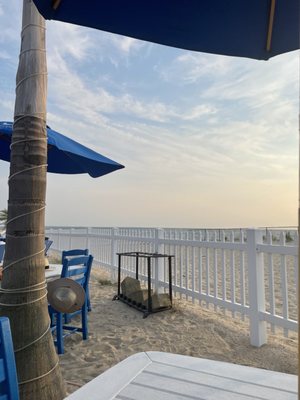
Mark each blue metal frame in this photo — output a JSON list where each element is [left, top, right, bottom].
[[0, 317, 19, 400], [0, 244, 5, 264]]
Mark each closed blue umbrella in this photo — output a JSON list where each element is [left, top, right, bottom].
[[32, 0, 299, 60], [0, 121, 124, 178]]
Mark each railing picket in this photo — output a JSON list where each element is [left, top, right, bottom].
[[179, 240, 183, 300], [294, 254, 298, 313], [205, 246, 210, 309], [279, 232, 289, 337], [185, 245, 189, 300], [221, 231, 226, 315], [191, 243, 195, 303], [230, 231, 235, 318], [213, 231, 218, 312], [198, 246, 202, 305], [266, 231, 275, 333], [239, 230, 246, 321]]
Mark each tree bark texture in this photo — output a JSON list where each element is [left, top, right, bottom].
[[0, 1, 66, 399]]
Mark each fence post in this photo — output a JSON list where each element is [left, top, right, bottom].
[[154, 228, 164, 292], [247, 228, 267, 347], [69, 228, 74, 249], [111, 227, 118, 282], [57, 228, 61, 251], [86, 227, 90, 250]]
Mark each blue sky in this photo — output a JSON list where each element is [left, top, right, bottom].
[[0, 1, 299, 228]]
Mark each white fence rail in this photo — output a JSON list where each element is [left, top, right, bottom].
[[46, 226, 298, 346]]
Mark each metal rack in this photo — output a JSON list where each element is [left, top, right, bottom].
[[113, 251, 174, 318]]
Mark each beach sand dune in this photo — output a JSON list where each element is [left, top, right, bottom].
[[59, 268, 297, 395]]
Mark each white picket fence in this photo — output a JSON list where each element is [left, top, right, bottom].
[[46, 226, 298, 346]]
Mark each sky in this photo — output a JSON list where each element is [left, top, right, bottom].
[[0, 1, 299, 229]]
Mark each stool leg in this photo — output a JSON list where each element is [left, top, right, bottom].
[[82, 300, 88, 340], [87, 287, 92, 312]]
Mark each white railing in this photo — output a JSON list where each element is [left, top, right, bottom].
[[46, 226, 298, 346]]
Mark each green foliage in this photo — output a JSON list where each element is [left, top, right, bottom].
[[285, 231, 293, 242], [0, 209, 7, 229]]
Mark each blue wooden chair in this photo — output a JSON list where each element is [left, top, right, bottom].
[[61, 249, 91, 312], [61, 249, 89, 263], [44, 239, 53, 256], [49, 255, 93, 354], [0, 317, 19, 400], [0, 244, 5, 264]]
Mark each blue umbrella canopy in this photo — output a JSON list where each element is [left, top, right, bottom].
[[0, 121, 124, 178], [32, 0, 299, 60]]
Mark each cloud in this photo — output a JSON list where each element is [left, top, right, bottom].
[[0, 1, 20, 43], [157, 52, 232, 83], [47, 19, 147, 69], [44, 42, 298, 192], [108, 35, 145, 54], [0, 99, 14, 114], [0, 50, 10, 59], [201, 52, 298, 103], [181, 104, 217, 120], [47, 21, 93, 61], [47, 47, 218, 126]]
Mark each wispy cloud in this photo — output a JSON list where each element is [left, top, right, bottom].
[[0, 50, 10, 59], [0, 1, 20, 44], [108, 35, 145, 54], [47, 22, 94, 60], [45, 42, 298, 189], [47, 48, 219, 126], [47, 19, 147, 69], [156, 52, 232, 83], [202, 54, 298, 102], [181, 104, 217, 120]]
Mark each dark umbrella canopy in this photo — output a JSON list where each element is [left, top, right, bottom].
[[0, 121, 124, 178], [32, 0, 299, 60]]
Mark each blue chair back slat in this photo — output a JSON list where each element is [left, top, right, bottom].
[[63, 256, 89, 267], [0, 317, 19, 400], [63, 267, 86, 278], [0, 245, 5, 263], [44, 240, 53, 256], [61, 249, 88, 263], [61, 256, 92, 290]]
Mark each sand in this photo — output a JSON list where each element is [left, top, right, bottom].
[[58, 267, 298, 396]]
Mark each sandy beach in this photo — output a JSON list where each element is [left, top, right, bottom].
[[58, 267, 297, 396]]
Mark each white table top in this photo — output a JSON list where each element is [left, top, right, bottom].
[[45, 264, 62, 280], [65, 351, 297, 400]]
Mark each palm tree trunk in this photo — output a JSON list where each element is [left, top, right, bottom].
[[0, 1, 65, 398]]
